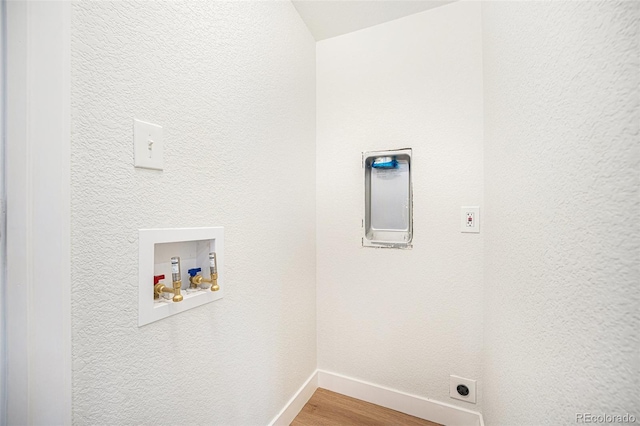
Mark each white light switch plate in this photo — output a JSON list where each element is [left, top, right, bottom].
[[461, 206, 480, 233], [134, 118, 163, 170]]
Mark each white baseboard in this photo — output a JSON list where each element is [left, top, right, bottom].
[[268, 369, 484, 426], [268, 370, 319, 426], [317, 370, 484, 426]]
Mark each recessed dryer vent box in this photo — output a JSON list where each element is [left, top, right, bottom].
[[363, 148, 412, 249], [138, 227, 224, 326]]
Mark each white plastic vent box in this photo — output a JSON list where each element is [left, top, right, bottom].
[[363, 148, 413, 248]]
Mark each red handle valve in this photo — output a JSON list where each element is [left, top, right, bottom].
[[154, 274, 165, 285]]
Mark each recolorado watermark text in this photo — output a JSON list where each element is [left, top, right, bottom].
[[576, 413, 636, 423]]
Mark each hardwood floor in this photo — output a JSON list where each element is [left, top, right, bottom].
[[291, 388, 442, 426]]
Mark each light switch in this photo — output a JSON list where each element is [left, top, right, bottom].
[[134, 119, 163, 170], [461, 206, 480, 233]]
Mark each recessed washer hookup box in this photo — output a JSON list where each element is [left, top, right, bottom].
[[363, 148, 412, 249]]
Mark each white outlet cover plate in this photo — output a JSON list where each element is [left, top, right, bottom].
[[461, 206, 480, 233], [450, 375, 477, 403], [134, 118, 163, 170]]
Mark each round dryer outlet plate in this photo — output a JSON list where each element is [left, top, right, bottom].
[[450, 375, 477, 403]]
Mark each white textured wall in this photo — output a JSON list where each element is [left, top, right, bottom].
[[71, 1, 316, 424], [316, 2, 484, 409], [482, 1, 640, 424]]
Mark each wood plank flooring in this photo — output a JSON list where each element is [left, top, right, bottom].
[[291, 388, 442, 426]]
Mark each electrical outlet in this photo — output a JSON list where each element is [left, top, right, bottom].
[[461, 206, 480, 233], [450, 375, 477, 403]]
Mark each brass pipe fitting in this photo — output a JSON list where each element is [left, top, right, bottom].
[[188, 273, 202, 289], [189, 273, 219, 291], [154, 257, 184, 302], [153, 275, 164, 299], [187, 253, 220, 291], [154, 279, 183, 302], [210, 273, 219, 292], [208, 252, 219, 292]]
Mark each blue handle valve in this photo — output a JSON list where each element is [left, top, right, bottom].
[[188, 267, 202, 277]]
